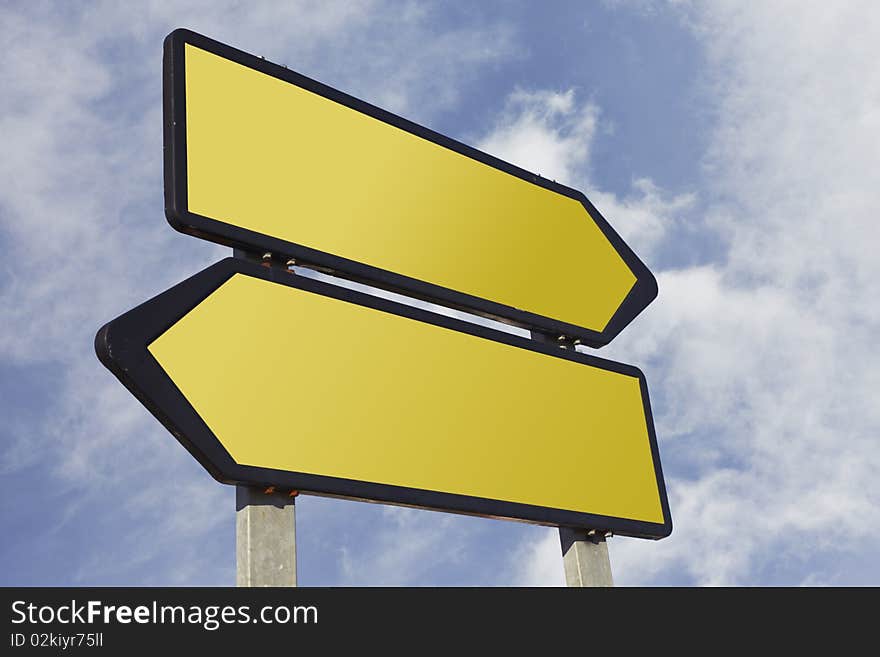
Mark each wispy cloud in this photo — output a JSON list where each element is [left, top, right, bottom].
[[476, 88, 600, 184]]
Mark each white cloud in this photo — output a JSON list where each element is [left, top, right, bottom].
[[335, 506, 473, 586], [504, 2, 880, 585], [591, 180, 696, 261], [509, 528, 565, 587], [477, 89, 599, 185]]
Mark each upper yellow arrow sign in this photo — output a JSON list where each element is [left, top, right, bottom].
[[164, 30, 657, 347]]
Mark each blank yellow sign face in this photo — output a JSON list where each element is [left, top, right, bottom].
[[140, 263, 667, 531], [164, 30, 658, 347]]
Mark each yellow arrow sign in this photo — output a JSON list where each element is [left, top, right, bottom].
[[96, 258, 671, 538], [164, 29, 657, 347]]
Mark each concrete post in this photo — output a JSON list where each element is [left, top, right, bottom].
[[236, 485, 297, 587], [559, 527, 613, 587]]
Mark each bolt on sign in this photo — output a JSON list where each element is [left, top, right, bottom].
[[97, 29, 672, 539]]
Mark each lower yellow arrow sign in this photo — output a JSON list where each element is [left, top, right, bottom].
[[96, 258, 670, 538]]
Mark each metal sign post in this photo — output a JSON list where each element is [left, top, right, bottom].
[[529, 331, 615, 587], [230, 250, 298, 588], [559, 528, 613, 587], [236, 486, 297, 587]]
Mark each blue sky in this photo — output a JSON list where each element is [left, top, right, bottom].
[[2, 0, 878, 586]]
